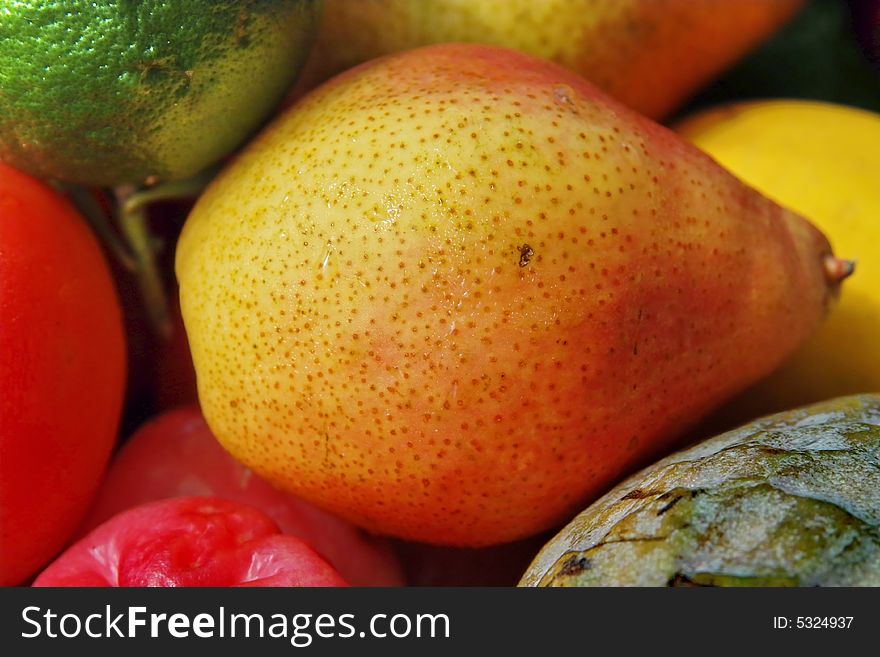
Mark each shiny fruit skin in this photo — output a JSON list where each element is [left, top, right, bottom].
[[677, 100, 880, 420], [0, 0, 320, 187], [291, 0, 802, 119], [0, 162, 126, 585], [177, 44, 837, 546], [521, 394, 880, 587], [35, 497, 348, 587], [79, 407, 403, 586]]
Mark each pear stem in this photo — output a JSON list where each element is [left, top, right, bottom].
[[115, 187, 173, 340], [61, 168, 218, 339], [823, 255, 856, 285], [111, 167, 219, 339], [58, 184, 138, 272], [120, 163, 221, 217]]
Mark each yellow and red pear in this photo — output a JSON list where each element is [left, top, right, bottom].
[[290, 0, 803, 119], [176, 44, 845, 546]]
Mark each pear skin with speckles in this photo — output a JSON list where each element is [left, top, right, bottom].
[[176, 44, 843, 546], [291, 0, 804, 120]]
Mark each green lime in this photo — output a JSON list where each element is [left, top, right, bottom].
[[0, 0, 320, 187]]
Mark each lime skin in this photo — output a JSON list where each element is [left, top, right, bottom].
[[0, 0, 321, 187]]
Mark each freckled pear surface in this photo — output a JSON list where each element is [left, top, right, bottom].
[[296, 0, 803, 119], [176, 44, 836, 546]]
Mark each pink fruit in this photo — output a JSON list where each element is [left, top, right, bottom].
[[79, 407, 403, 586], [35, 497, 348, 587]]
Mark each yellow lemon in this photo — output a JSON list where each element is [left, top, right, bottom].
[[677, 100, 880, 418]]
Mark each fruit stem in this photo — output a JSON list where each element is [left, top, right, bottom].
[[111, 166, 220, 340], [116, 187, 172, 339], [58, 184, 138, 272], [823, 255, 856, 285], [57, 168, 220, 340], [120, 164, 221, 216]]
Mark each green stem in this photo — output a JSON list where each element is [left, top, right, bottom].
[[111, 167, 219, 339], [121, 163, 221, 216], [59, 184, 137, 272], [117, 198, 173, 340], [57, 167, 220, 340]]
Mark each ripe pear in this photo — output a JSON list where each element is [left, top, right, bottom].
[[176, 44, 846, 546], [291, 0, 804, 119], [676, 100, 880, 426]]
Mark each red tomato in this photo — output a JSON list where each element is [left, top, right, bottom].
[[0, 162, 126, 585], [34, 497, 348, 587], [79, 407, 404, 586]]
